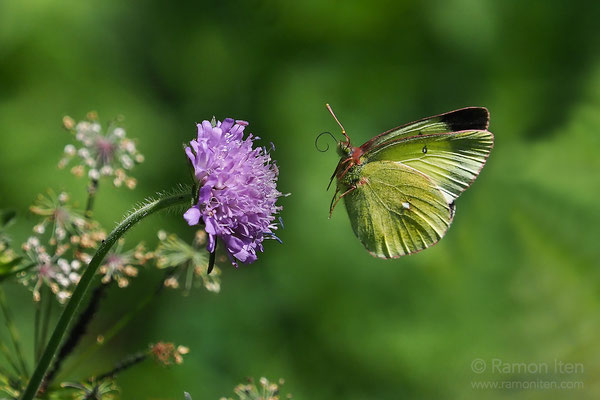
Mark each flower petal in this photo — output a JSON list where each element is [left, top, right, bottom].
[[183, 207, 201, 226]]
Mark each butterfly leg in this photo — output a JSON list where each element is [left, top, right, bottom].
[[329, 185, 357, 218], [327, 158, 352, 191], [328, 188, 339, 217]]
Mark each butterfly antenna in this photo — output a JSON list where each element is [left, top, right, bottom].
[[315, 131, 338, 152], [326, 103, 350, 144]]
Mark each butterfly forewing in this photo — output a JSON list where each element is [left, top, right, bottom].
[[362, 130, 494, 203], [343, 161, 453, 258], [360, 107, 489, 151]]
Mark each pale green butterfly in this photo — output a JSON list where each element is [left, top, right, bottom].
[[319, 104, 494, 258]]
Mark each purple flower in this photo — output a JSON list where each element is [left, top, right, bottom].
[[183, 118, 283, 266]]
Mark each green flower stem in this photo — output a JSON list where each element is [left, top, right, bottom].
[[20, 190, 190, 400], [0, 341, 21, 377], [38, 287, 52, 362], [33, 297, 41, 363], [84, 179, 99, 220], [0, 286, 29, 377], [96, 350, 148, 381]]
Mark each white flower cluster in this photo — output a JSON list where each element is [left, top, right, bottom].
[[22, 191, 106, 302], [99, 240, 153, 287], [155, 230, 221, 293], [59, 113, 144, 189], [30, 191, 86, 244], [20, 236, 82, 303]]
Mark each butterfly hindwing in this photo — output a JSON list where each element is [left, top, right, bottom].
[[362, 130, 494, 203], [342, 161, 453, 258]]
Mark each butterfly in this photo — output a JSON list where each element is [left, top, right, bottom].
[[320, 104, 494, 258]]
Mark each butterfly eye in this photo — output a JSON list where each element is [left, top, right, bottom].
[[337, 142, 351, 157]]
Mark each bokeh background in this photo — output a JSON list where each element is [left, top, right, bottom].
[[1, 0, 600, 399]]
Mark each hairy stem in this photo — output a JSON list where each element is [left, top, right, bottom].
[[20, 189, 191, 400], [0, 287, 29, 377], [96, 351, 148, 381]]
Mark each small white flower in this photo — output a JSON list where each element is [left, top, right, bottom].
[[69, 272, 80, 283], [76, 121, 90, 131], [58, 192, 69, 203], [123, 140, 136, 153], [113, 127, 125, 138], [57, 274, 70, 287], [89, 169, 100, 180], [57, 291, 70, 303], [120, 155, 133, 170], [78, 148, 90, 158], [64, 144, 76, 155], [91, 122, 101, 133], [58, 258, 70, 273], [56, 227, 66, 241], [100, 165, 113, 175], [71, 260, 81, 270]]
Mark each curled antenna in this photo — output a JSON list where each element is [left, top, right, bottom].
[[315, 131, 338, 152]]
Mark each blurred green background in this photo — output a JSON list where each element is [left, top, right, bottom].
[[1, 0, 600, 399]]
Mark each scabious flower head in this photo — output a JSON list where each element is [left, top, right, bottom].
[[59, 112, 143, 189], [183, 118, 283, 266]]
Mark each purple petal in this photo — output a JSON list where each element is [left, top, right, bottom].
[[204, 217, 217, 235], [183, 207, 201, 225], [221, 118, 235, 133], [198, 185, 213, 203]]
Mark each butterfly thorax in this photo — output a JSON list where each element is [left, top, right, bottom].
[[335, 142, 364, 182], [338, 163, 362, 188]]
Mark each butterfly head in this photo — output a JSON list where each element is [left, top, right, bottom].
[[337, 140, 352, 157]]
